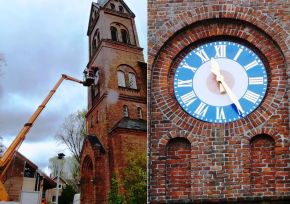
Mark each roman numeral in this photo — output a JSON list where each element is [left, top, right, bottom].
[[177, 79, 192, 87], [195, 49, 209, 63], [244, 60, 259, 71], [243, 90, 260, 103], [182, 63, 197, 72], [249, 77, 264, 85], [233, 48, 243, 61], [180, 91, 197, 107], [214, 45, 226, 58], [194, 102, 209, 117], [216, 107, 226, 120]]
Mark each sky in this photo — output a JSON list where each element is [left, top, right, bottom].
[[0, 0, 147, 175]]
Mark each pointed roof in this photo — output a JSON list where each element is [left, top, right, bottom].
[[104, 0, 135, 16], [97, 0, 108, 6], [88, 0, 135, 35], [86, 135, 106, 153]]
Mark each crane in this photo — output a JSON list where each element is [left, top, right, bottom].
[[0, 72, 94, 201]]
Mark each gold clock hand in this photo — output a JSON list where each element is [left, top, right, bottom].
[[218, 76, 244, 115], [210, 58, 226, 93], [211, 62, 244, 115]]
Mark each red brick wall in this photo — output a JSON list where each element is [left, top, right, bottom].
[[110, 130, 147, 180], [166, 138, 191, 201], [148, 1, 290, 203], [3, 155, 25, 201], [250, 135, 276, 196]]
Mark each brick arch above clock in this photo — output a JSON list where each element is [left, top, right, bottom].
[[148, 5, 289, 65]]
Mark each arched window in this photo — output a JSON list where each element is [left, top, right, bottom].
[[250, 135, 275, 196], [123, 105, 129, 117], [121, 29, 129, 44], [92, 39, 97, 50], [128, 72, 137, 89], [82, 155, 93, 173], [97, 30, 100, 44], [111, 26, 118, 41], [137, 107, 142, 119], [117, 71, 126, 87], [90, 116, 94, 128], [110, 3, 115, 10], [92, 30, 100, 52], [81, 155, 94, 203], [119, 6, 124, 12], [166, 138, 191, 200]]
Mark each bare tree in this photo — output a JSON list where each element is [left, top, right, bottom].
[[48, 156, 66, 178], [56, 110, 87, 164]]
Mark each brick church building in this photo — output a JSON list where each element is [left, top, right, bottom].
[[80, 0, 146, 203], [148, 0, 289, 203]]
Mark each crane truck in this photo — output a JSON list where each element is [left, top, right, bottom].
[[0, 72, 94, 201]]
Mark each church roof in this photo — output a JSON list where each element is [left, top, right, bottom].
[[88, 0, 135, 35], [94, 0, 135, 14], [92, 2, 100, 8], [97, 0, 109, 6], [86, 135, 106, 153], [110, 118, 147, 133]]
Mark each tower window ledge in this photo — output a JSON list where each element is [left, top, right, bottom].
[[104, 8, 133, 18], [109, 39, 135, 47], [118, 86, 139, 93]]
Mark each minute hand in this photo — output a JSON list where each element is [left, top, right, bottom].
[[218, 77, 244, 115]]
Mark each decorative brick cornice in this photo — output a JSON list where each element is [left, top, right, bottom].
[[148, 5, 289, 63]]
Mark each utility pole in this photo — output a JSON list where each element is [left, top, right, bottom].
[[56, 153, 65, 204]]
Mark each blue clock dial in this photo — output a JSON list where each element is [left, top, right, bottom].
[[174, 41, 267, 123]]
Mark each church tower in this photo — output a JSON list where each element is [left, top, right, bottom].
[[80, 1, 147, 203]]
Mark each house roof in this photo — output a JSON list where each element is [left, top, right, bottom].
[[15, 151, 38, 170], [38, 170, 57, 189], [110, 117, 147, 133], [9, 152, 56, 189]]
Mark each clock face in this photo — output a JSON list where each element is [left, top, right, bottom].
[[174, 41, 267, 123]]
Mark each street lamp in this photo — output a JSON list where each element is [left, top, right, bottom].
[[56, 153, 65, 204]]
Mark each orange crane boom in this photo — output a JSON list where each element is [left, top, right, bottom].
[[0, 73, 91, 201]]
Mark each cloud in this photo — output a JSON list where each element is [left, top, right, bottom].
[[125, 0, 147, 59], [0, 111, 62, 142]]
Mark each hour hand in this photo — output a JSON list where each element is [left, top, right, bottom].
[[210, 58, 226, 93]]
